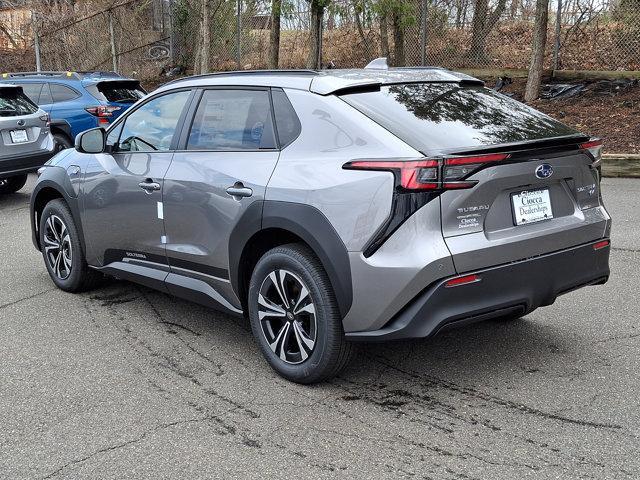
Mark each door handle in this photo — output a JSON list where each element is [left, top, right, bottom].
[[138, 179, 161, 194], [226, 183, 253, 198]]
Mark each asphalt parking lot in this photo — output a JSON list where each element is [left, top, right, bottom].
[[1, 175, 639, 479]]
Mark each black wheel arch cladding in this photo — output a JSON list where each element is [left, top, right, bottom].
[[30, 170, 85, 254], [229, 200, 353, 318]]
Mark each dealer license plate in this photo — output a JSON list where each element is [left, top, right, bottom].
[[511, 188, 553, 226], [10, 130, 28, 143]]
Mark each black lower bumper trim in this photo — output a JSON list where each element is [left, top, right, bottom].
[[1, 150, 54, 178], [346, 240, 610, 341]]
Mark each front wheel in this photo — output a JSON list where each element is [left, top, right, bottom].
[[39, 199, 102, 292], [248, 244, 353, 384]]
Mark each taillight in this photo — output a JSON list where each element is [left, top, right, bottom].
[[344, 153, 510, 191], [85, 105, 121, 125], [580, 138, 603, 166], [343, 159, 439, 190]]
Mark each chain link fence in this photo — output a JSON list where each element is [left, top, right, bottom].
[[0, 0, 639, 79]]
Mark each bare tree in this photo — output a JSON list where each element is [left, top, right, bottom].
[[468, 0, 508, 62], [379, 12, 390, 57], [198, 0, 211, 74], [524, 0, 549, 101], [268, 0, 281, 68], [306, 0, 326, 68], [391, 10, 404, 66]]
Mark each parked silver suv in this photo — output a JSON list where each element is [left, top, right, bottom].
[[0, 84, 54, 194], [30, 65, 611, 383]]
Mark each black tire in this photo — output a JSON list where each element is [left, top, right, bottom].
[[0, 174, 28, 194], [53, 133, 73, 153], [39, 199, 102, 292], [248, 243, 354, 384]]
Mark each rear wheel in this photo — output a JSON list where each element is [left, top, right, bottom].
[[0, 174, 28, 194], [39, 199, 102, 292], [53, 133, 72, 153], [248, 244, 353, 384]]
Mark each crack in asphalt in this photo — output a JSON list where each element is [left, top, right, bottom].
[[369, 355, 623, 430], [0, 288, 56, 310], [39, 416, 224, 479]]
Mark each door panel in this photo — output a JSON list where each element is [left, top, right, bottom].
[[81, 152, 173, 281], [163, 151, 279, 310]]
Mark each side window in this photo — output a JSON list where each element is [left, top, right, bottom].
[[50, 84, 81, 103], [187, 89, 276, 151], [18, 83, 44, 103], [39, 84, 53, 105], [272, 88, 301, 147], [117, 90, 190, 152]]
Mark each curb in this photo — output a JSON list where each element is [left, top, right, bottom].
[[602, 154, 640, 178]]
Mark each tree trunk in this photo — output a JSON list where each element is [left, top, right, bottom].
[[353, 1, 371, 61], [468, 0, 508, 62], [306, 0, 324, 69], [268, 0, 281, 68], [524, 0, 549, 102], [199, 0, 211, 74], [380, 13, 390, 58], [391, 11, 404, 66]]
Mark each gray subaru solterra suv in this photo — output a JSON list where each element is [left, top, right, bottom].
[[30, 65, 611, 383]]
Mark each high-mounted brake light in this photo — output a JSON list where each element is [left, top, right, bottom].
[[344, 153, 510, 192], [580, 138, 603, 166], [445, 274, 481, 288]]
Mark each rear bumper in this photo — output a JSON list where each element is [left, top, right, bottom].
[[0, 149, 54, 178], [346, 240, 610, 341]]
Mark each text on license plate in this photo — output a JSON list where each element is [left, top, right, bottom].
[[10, 130, 28, 143], [512, 188, 553, 226]]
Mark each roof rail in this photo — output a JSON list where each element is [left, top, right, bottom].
[[1, 71, 81, 79], [163, 69, 319, 87], [0, 71, 121, 80]]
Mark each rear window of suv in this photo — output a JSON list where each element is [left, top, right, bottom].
[[340, 83, 578, 154], [86, 81, 146, 104], [0, 88, 39, 117]]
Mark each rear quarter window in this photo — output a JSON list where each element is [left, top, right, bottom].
[[0, 88, 39, 116], [50, 84, 81, 103], [341, 83, 578, 154]]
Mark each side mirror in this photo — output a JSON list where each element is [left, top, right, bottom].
[[75, 127, 106, 154]]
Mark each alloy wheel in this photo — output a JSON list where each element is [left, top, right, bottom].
[[43, 214, 73, 280], [258, 269, 317, 364]]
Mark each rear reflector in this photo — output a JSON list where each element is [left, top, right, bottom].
[[593, 240, 610, 250], [445, 274, 481, 288]]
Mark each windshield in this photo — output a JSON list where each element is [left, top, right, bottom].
[[0, 88, 39, 117], [86, 81, 146, 104], [341, 83, 578, 154]]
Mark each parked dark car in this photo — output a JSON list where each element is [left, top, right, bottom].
[[0, 71, 146, 151]]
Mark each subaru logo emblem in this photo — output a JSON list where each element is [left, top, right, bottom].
[[535, 164, 553, 179], [16, 119, 25, 126]]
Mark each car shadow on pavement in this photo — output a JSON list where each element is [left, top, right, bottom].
[[89, 279, 581, 391]]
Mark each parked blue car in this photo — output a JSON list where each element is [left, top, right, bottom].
[[0, 71, 146, 151]]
